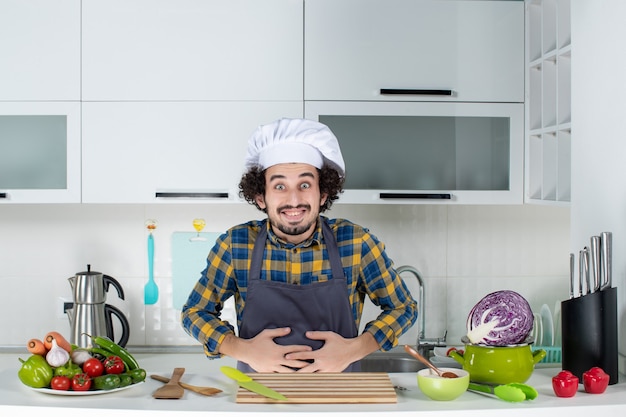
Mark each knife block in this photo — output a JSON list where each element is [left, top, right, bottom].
[[560, 287, 618, 384]]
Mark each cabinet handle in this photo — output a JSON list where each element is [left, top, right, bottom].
[[155, 192, 229, 199], [380, 89, 453, 96], [379, 193, 451, 200], [0, 192, 6, 199]]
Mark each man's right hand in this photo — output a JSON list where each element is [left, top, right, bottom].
[[219, 327, 313, 372]]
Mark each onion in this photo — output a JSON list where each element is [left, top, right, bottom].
[[466, 290, 534, 346]]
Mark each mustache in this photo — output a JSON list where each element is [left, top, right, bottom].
[[277, 204, 311, 212]]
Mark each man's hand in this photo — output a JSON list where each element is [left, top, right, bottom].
[[219, 328, 313, 372], [284, 331, 379, 372]]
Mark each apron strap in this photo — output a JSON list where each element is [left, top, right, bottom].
[[249, 219, 345, 281]]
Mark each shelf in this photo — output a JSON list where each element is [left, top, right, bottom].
[[525, 0, 571, 205]]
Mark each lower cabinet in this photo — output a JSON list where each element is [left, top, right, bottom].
[[81, 102, 303, 203]]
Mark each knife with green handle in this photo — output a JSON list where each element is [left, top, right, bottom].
[[220, 366, 288, 401], [468, 382, 537, 402]]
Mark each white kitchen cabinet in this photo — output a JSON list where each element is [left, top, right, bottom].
[[0, 102, 81, 203], [0, 0, 80, 101], [305, 0, 524, 103], [82, 0, 302, 101], [306, 101, 524, 205], [525, 0, 571, 204], [82, 102, 303, 203]]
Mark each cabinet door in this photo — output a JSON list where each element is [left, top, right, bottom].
[[305, 101, 523, 205], [82, 0, 302, 101], [82, 102, 303, 203], [0, 0, 80, 100], [0, 102, 81, 203], [305, 0, 524, 103]]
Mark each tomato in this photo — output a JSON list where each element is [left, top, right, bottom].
[[552, 370, 579, 397], [103, 356, 125, 374], [82, 357, 104, 378], [71, 373, 92, 391], [50, 375, 71, 391], [583, 367, 610, 394]]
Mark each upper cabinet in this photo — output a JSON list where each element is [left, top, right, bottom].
[[82, 0, 303, 101], [305, 0, 524, 103], [0, 0, 80, 101], [525, 0, 571, 205], [0, 102, 81, 203]]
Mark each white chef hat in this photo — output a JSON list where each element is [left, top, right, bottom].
[[244, 118, 345, 177]]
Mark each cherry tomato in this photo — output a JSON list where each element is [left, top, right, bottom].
[[552, 370, 579, 397], [583, 367, 610, 394], [103, 356, 125, 374], [71, 373, 92, 391], [50, 375, 71, 391], [83, 357, 104, 378]]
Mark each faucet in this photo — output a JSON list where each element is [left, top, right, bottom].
[[396, 265, 447, 357]]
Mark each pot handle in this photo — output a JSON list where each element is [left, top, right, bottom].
[[104, 304, 130, 348], [532, 349, 547, 365], [448, 350, 465, 365]]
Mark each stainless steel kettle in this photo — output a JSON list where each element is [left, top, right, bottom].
[[65, 265, 130, 348]]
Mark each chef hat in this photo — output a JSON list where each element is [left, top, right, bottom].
[[244, 118, 345, 177]]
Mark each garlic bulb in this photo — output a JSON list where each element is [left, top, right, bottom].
[[46, 339, 70, 367]]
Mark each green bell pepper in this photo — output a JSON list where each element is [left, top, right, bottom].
[[18, 355, 53, 388], [53, 360, 82, 378]]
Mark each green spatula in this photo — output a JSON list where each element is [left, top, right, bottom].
[[468, 382, 538, 402]]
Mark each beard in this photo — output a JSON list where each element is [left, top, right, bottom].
[[270, 204, 317, 237]]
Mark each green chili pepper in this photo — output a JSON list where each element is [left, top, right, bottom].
[[93, 374, 121, 390], [18, 355, 53, 388]]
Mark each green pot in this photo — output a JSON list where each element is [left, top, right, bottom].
[[449, 344, 546, 385]]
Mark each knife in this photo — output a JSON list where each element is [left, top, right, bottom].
[[578, 249, 584, 297], [600, 231, 612, 290], [582, 247, 591, 295], [569, 253, 575, 298], [220, 366, 288, 401], [590, 236, 601, 292]]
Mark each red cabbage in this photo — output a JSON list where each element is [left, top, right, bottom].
[[466, 290, 534, 346]]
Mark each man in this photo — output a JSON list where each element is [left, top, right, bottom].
[[181, 118, 417, 373]]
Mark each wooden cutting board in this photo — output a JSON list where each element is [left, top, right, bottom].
[[235, 372, 397, 404]]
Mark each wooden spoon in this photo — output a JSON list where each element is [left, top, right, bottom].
[[151, 374, 222, 396], [404, 345, 458, 378], [152, 367, 186, 399]]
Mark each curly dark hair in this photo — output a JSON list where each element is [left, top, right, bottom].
[[238, 165, 344, 213]]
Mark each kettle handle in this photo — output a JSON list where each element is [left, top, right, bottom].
[[448, 349, 465, 365], [103, 275, 125, 300], [104, 304, 130, 348]]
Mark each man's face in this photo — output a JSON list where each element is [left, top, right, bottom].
[[255, 163, 327, 244]]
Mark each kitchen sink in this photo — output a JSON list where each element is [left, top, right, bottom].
[[359, 349, 426, 373]]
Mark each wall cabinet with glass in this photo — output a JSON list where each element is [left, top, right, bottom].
[[305, 0, 524, 103], [526, 0, 571, 204], [305, 101, 524, 205], [0, 102, 81, 203]]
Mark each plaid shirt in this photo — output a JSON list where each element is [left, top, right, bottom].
[[181, 216, 417, 358]]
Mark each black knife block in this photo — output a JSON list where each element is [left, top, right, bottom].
[[561, 287, 618, 384]]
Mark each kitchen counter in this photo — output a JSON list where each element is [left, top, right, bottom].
[[2, 351, 626, 417]]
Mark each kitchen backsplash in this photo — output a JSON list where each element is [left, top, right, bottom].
[[0, 203, 570, 349]]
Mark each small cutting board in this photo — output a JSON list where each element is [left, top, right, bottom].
[[235, 372, 397, 404], [171, 231, 221, 309]]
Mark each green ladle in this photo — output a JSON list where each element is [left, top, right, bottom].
[[468, 382, 538, 402]]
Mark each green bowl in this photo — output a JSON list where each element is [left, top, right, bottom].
[[417, 368, 469, 401]]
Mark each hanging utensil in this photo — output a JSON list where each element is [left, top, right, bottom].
[[404, 345, 458, 378], [144, 219, 159, 305]]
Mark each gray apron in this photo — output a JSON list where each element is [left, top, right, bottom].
[[237, 220, 360, 372]]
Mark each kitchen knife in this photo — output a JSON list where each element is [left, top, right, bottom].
[[569, 253, 575, 298], [578, 250, 584, 297], [582, 247, 591, 295], [220, 366, 288, 401], [600, 231, 612, 290], [590, 236, 601, 292]]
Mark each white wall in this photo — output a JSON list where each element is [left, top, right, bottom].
[[571, 1, 626, 363], [0, 203, 569, 349]]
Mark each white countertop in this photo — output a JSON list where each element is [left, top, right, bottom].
[[2, 351, 626, 417]]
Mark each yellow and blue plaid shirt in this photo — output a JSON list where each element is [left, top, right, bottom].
[[181, 216, 417, 358]]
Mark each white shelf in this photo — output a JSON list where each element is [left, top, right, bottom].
[[525, 0, 571, 205]]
